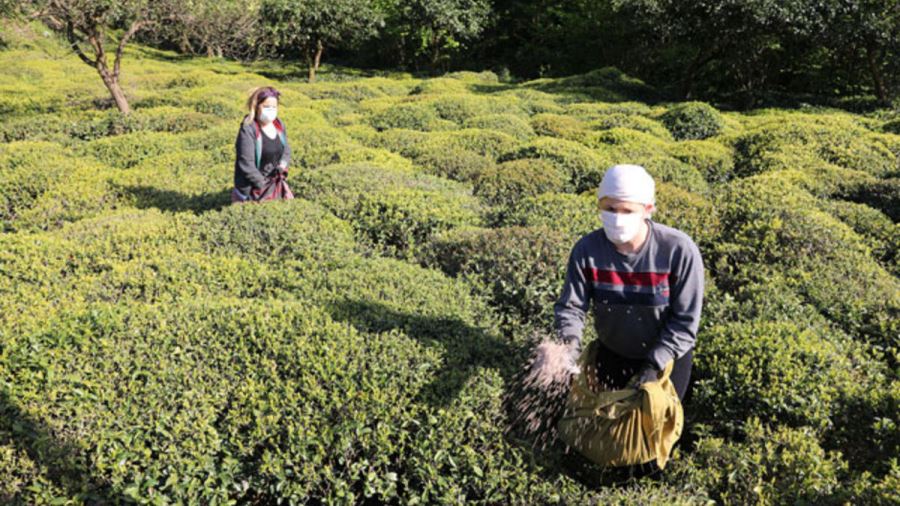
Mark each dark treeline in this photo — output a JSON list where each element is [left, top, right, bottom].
[[8, 0, 900, 108]]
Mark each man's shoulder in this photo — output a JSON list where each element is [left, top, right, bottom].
[[571, 228, 606, 254], [651, 221, 701, 257]]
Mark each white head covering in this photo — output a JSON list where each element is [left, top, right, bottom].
[[597, 164, 655, 205]]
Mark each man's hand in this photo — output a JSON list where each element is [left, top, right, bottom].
[[630, 363, 661, 389], [526, 339, 581, 389]]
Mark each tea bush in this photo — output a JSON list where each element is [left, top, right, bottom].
[[715, 173, 900, 349], [428, 94, 522, 124], [500, 137, 606, 192], [463, 113, 535, 140], [692, 320, 878, 434], [588, 112, 673, 140], [505, 192, 598, 239], [0, 142, 117, 231], [197, 199, 359, 263], [589, 128, 710, 194], [425, 129, 521, 160], [82, 130, 186, 169], [653, 182, 720, 247], [734, 115, 897, 179], [670, 418, 850, 505], [0, 299, 434, 503], [529, 113, 590, 143], [660, 102, 725, 140], [296, 163, 482, 257], [473, 159, 568, 219], [496, 91, 559, 115], [414, 147, 495, 182], [424, 226, 570, 325], [409, 76, 471, 95], [669, 139, 735, 184], [366, 128, 431, 158], [565, 101, 653, 121], [369, 101, 454, 131], [821, 200, 899, 275]]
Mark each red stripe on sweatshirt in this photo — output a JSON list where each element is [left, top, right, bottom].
[[582, 268, 669, 286]]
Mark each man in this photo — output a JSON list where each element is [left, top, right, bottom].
[[548, 163, 704, 404]]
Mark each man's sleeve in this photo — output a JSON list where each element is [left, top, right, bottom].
[[235, 125, 267, 189], [553, 241, 591, 348], [647, 240, 704, 370]]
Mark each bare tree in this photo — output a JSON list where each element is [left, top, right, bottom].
[[26, 0, 176, 114]]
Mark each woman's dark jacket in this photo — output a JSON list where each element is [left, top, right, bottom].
[[234, 117, 292, 196]]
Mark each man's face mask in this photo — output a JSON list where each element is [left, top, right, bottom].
[[601, 209, 645, 244]]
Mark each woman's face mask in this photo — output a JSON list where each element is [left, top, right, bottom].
[[259, 106, 278, 124], [600, 209, 646, 245]]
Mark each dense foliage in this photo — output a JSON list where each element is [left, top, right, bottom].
[[9, 0, 898, 106], [0, 21, 897, 504]]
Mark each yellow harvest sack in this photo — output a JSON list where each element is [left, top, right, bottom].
[[557, 341, 683, 469]]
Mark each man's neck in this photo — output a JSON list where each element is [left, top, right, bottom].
[[614, 219, 650, 255]]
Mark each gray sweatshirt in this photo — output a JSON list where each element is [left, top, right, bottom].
[[553, 219, 704, 370]]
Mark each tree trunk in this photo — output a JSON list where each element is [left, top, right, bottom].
[[865, 42, 888, 104], [681, 47, 717, 100], [308, 40, 324, 83], [99, 68, 130, 114], [430, 28, 440, 71]]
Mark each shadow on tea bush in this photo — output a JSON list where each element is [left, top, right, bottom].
[[836, 177, 900, 222]]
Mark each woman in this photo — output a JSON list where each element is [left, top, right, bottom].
[[233, 86, 294, 203]]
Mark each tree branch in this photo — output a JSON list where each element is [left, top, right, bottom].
[[87, 25, 106, 70], [65, 18, 97, 67], [114, 19, 152, 79]]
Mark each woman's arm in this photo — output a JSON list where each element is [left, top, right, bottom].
[[235, 124, 267, 189], [278, 121, 292, 171]]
